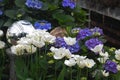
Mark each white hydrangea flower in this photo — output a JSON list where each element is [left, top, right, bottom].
[[0, 41, 5, 49], [64, 58, 76, 67], [0, 30, 3, 37], [117, 65, 120, 71], [11, 44, 25, 55], [84, 58, 96, 68], [50, 47, 72, 59], [24, 45, 37, 53], [63, 37, 76, 45], [97, 57, 108, 63], [115, 49, 120, 60], [91, 44, 103, 53], [101, 70, 109, 77]]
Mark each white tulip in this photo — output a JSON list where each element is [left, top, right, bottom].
[[64, 37, 76, 45], [75, 55, 87, 68], [32, 40, 45, 48], [17, 37, 32, 45], [43, 34, 56, 43], [99, 51, 109, 58], [102, 70, 109, 77], [77, 60, 86, 68], [24, 45, 37, 53], [115, 49, 120, 54], [97, 57, 108, 63], [115, 49, 120, 60], [84, 59, 96, 68], [91, 44, 103, 53], [64, 58, 76, 67], [50, 47, 72, 59], [0, 41, 5, 49], [117, 65, 120, 71], [11, 44, 25, 55]]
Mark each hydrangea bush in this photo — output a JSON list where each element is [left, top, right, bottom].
[[0, 0, 120, 80]]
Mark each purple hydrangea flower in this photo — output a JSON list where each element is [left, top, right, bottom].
[[34, 20, 51, 30], [91, 27, 103, 36], [0, 0, 3, 2], [67, 42, 80, 53], [85, 38, 103, 50], [76, 28, 92, 40], [104, 60, 118, 73], [62, 0, 76, 9], [25, 0, 43, 9], [54, 37, 67, 48], [54, 37, 80, 53], [0, 10, 3, 16]]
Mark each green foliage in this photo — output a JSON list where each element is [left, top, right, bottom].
[[0, 0, 87, 28]]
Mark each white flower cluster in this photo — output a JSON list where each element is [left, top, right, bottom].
[[93, 44, 120, 77], [0, 30, 5, 49], [115, 49, 120, 60], [50, 47, 96, 68], [11, 29, 56, 55], [63, 37, 76, 45]]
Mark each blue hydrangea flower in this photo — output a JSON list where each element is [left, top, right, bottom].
[[91, 27, 103, 36], [34, 20, 51, 30], [0, 10, 3, 16], [85, 38, 103, 50], [25, 0, 43, 9], [62, 0, 76, 9], [76, 28, 92, 40], [104, 60, 118, 73], [54, 37, 80, 53], [67, 42, 80, 53]]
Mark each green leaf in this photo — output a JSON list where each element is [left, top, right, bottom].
[[57, 65, 66, 80], [41, 2, 49, 10], [5, 10, 17, 19], [15, 0, 26, 8], [53, 13, 75, 24], [0, 19, 4, 28], [3, 19, 13, 27]]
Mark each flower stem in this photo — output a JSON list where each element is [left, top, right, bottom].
[[77, 67, 81, 80], [70, 67, 72, 80]]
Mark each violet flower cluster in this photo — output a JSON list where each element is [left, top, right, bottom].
[[76, 27, 103, 40], [62, 0, 76, 9], [54, 37, 80, 53], [104, 60, 118, 73], [25, 0, 43, 9], [85, 38, 103, 50]]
